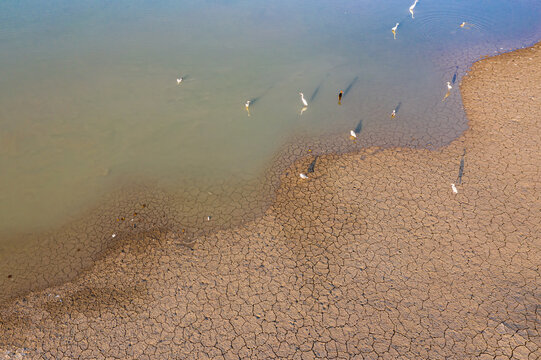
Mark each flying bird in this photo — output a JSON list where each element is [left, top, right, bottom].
[[392, 23, 399, 40], [300, 92, 308, 107], [409, 0, 419, 19]]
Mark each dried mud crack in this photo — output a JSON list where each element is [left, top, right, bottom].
[[1, 43, 541, 359]]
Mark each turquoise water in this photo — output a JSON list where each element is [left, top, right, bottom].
[[0, 0, 540, 297]]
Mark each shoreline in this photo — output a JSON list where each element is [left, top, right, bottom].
[[0, 71, 468, 306], [1, 42, 541, 358], [4, 34, 541, 306]]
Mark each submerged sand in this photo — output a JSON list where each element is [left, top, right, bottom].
[[1, 43, 541, 359]]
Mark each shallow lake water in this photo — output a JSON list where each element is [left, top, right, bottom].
[[1, 0, 540, 299]]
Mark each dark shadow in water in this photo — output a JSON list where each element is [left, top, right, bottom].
[[249, 96, 261, 105], [354, 119, 363, 134], [343, 76, 359, 98], [249, 85, 274, 105], [394, 102, 402, 114], [310, 74, 331, 102], [310, 83, 322, 103], [452, 66, 459, 84], [307, 156, 318, 174]]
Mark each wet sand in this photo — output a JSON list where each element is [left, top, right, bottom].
[[1, 42, 541, 359]]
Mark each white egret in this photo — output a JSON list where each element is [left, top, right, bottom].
[[409, 0, 419, 19], [451, 183, 458, 194], [177, 77, 183, 85], [299, 173, 309, 179], [392, 23, 399, 40], [442, 81, 452, 101], [300, 92, 308, 107], [245, 100, 251, 116], [391, 109, 396, 118], [350, 130, 357, 138], [112, 233, 116, 238], [300, 106, 307, 116], [460, 22, 466, 28]]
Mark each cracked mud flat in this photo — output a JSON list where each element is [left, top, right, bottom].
[[1, 42, 541, 359]]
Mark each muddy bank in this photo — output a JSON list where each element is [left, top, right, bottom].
[[1, 42, 541, 359]]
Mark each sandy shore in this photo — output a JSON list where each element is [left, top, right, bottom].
[[1, 42, 541, 359]]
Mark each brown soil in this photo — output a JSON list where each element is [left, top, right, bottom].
[[1, 42, 540, 359]]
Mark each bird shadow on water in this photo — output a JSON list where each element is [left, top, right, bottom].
[[343, 76, 359, 99], [394, 102, 402, 114], [452, 66, 459, 84], [248, 96, 261, 105], [309, 84, 321, 103], [249, 85, 274, 106], [354, 119, 363, 134], [310, 75, 329, 102]]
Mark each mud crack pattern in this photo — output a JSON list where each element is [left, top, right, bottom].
[[1, 43, 541, 359]]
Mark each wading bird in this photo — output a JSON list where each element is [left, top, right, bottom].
[[300, 92, 308, 107], [338, 90, 344, 105], [442, 81, 452, 101], [392, 23, 399, 40], [409, 0, 419, 19]]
